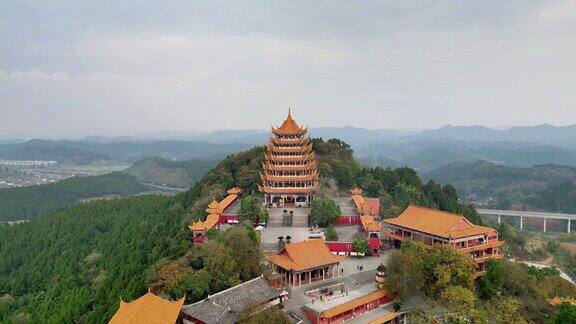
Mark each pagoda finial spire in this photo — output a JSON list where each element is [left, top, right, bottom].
[[288, 107, 291, 117]]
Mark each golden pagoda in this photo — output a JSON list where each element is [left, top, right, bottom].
[[259, 110, 318, 207]]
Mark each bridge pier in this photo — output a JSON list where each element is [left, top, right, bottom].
[[520, 217, 523, 230], [543, 218, 547, 233]]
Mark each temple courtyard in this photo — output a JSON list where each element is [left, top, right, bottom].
[[281, 253, 396, 323]]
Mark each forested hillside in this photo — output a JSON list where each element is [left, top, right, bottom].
[[0, 173, 146, 221], [124, 157, 218, 188], [0, 195, 190, 323], [426, 160, 576, 212], [313, 138, 482, 224], [0, 139, 482, 323]]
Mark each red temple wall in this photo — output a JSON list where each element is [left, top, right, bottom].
[[333, 215, 360, 225], [302, 295, 394, 324]]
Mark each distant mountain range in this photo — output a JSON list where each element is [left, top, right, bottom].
[[357, 139, 576, 171], [2, 123, 576, 170], [0, 139, 251, 164]]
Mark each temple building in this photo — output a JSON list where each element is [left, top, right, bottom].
[[109, 291, 185, 324], [265, 240, 345, 286], [352, 188, 383, 253], [188, 187, 243, 243], [384, 205, 504, 275], [259, 110, 318, 207], [301, 268, 398, 324]]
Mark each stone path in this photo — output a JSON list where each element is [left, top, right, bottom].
[[335, 197, 358, 216], [267, 207, 310, 227]]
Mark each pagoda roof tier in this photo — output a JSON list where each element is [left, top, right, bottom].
[[265, 152, 315, 162], [260, 171, 318, 182], [267, 142, 312, 153], [263, 160, 317, 171], [270, 136, 309, 146], [271, 110, 308, 135], [258, 183, 318, 194]]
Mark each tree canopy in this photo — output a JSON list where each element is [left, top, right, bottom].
[[0, 172, 146, 221], [311, 197, 341, 227]]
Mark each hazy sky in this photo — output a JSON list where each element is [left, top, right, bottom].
[[1, 1, 575, 138]]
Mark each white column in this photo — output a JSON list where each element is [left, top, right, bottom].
[[497, 214, 501, 224], [520, 217, 523, 230], [543, 218, 547, 233], [568, 219, 571, 234]]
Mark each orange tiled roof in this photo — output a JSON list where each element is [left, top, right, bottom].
[[548, 296, 576, 306], [260, 172, 318, 183], [219, 193, 239, 211], [109, 291, 184, 324], [350, 188, 363, 195], [188, 214, 219, 232], [263, 161, 317, 171], [269, 143, 312, 152], [273, 110, 305, 135], [258, 184, 318, 194], [270, 136, 309, 146], [226, 187, 243, 195], [265, 240, 345, 271], [352, 194, 366, 210], [368, 311, 399, 324], [205, 199, 223, 214], [265, 153, 315, 162], [321, 289, 388, 318], [384, 205, 494, 239], [361, 215, 382, 232]]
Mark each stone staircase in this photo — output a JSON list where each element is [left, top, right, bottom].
[[266, 207, 310, 228]]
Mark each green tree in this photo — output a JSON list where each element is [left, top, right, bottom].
[[237, 305, 291, 324], [221, 227, 262, 281], [238, 195, 268, 223], [352, 238, 369, 256], [479, 259, 505, 300], [311, 197, 341, 227], [385, 205, 402, 218], [439, 285, 476, 315], [324, 225, 338, 241], [550, 302, 576, 324]]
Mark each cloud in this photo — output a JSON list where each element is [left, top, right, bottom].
[[0, 69, 69, 81], [1, 1, 575, 137], [538, 0, 576, 22]]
